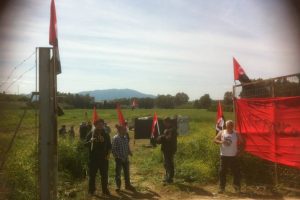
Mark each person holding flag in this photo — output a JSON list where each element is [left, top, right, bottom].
[[85, 116, 111, 195], [157, 117, 177, 184], [216, 101, 225, 135]]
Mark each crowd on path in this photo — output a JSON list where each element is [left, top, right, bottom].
[[58, 118, 244, 197]]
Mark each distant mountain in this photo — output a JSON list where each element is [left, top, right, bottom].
[[78, 89, 156, 101]]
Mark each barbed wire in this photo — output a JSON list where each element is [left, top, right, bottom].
[[0, 51, 35, 89], [4, 65, 36, 93]]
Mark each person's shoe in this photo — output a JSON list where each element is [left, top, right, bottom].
[[125, 184, 135, 191], [115, 187, 121, 192]]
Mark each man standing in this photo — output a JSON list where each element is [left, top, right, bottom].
[[214, 120, 244, 193], [157, 117, 177, 184], [112, 124, 134, 191], [85, 119, 111, 196]]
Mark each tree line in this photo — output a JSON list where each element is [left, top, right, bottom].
[[1, 75, 299, 111]]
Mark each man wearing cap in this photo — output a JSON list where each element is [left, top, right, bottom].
[[85, 119, 112, 196]]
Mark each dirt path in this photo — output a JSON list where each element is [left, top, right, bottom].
[[81, 164, 300, 200]]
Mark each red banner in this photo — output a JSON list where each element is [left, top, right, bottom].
[[235, 96, 300, 169]]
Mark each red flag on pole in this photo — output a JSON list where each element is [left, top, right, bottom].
[[92, 106, 99, 124], [215, 101, 225, 134], [233, 57, 250, 83], [131, 99, 137, 110], [49, 0, 57, 46], [116, 104, 126, 126], [49, 0, 61, 74], [151, 112, 158, 138]]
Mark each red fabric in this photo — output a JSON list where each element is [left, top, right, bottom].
[[151, 112, 158, 137], [92, 106, 99, 124], [49, 0, 58, 46], [216, 101, 223, 123], [233, 57, 246, 81], [116, 104, 126, 126], [235, 96, 300, 169], [49, 0, 61, 74]]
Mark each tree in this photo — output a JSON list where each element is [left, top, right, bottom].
[[195, 94, 212, 109], [138, 98, 155, 109], [223, 91, 233, 105], [174, 92, 189, 106], [155, 94, 175, 108]]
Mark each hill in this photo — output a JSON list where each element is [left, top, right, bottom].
[[78, 88, 156, 101]]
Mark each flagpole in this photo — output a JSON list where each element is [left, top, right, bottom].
[[156, 119, 161, 136]]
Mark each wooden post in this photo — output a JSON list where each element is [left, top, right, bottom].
[[38, 47, 57, 200]]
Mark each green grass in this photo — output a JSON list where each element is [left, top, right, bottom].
[[2, 107, 299, 199]]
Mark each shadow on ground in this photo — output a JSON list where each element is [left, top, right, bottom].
[[92, 188, 161, 199], [173, 183, 213, 197]]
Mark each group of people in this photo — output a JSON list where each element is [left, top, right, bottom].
[[74, 116, 243, 196], [58, 125, 76, 138], [83, 117, 178, 196], [84, 119, 135, 196]]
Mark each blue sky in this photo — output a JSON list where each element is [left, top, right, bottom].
[[0, 0, 299, 100]]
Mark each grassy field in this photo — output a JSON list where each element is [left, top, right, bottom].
[[1, 107, 299, 199]]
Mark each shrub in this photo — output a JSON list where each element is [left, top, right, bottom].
[[58, 138, 88, 180]]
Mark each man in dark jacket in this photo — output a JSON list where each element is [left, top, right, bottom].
[[157, 117, 177, 183], [85, 119, 111, 196]]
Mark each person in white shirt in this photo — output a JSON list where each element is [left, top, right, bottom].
[[214, 120, 244, 194]]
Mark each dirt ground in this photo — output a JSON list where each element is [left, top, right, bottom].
[[85, 183, 300, 200]]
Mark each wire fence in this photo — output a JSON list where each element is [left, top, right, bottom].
[[234, 73, 300, 98], [0, 51, 36, 93], [0, 50, 39, 199]]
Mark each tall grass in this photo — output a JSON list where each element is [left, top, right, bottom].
[[2, 108, 299, 199]]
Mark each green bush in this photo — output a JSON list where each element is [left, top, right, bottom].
[[58, 138, 88, 180]]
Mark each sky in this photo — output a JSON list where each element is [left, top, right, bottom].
[[0, 0, 300, 100]]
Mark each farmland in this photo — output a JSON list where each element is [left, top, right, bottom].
[[1, 107, 299, 199]]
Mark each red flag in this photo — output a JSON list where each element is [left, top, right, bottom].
[[92, 106, 99, 124], [49, 0, 58, 46], [233, 57, 249, 83], [216, 101, 225, 134], [49, 0, 61, 74], [151, 112, 158, 137], [116, 104, 126, 126]]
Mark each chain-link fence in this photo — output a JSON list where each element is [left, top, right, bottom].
[[233, 73, 300, 98]]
